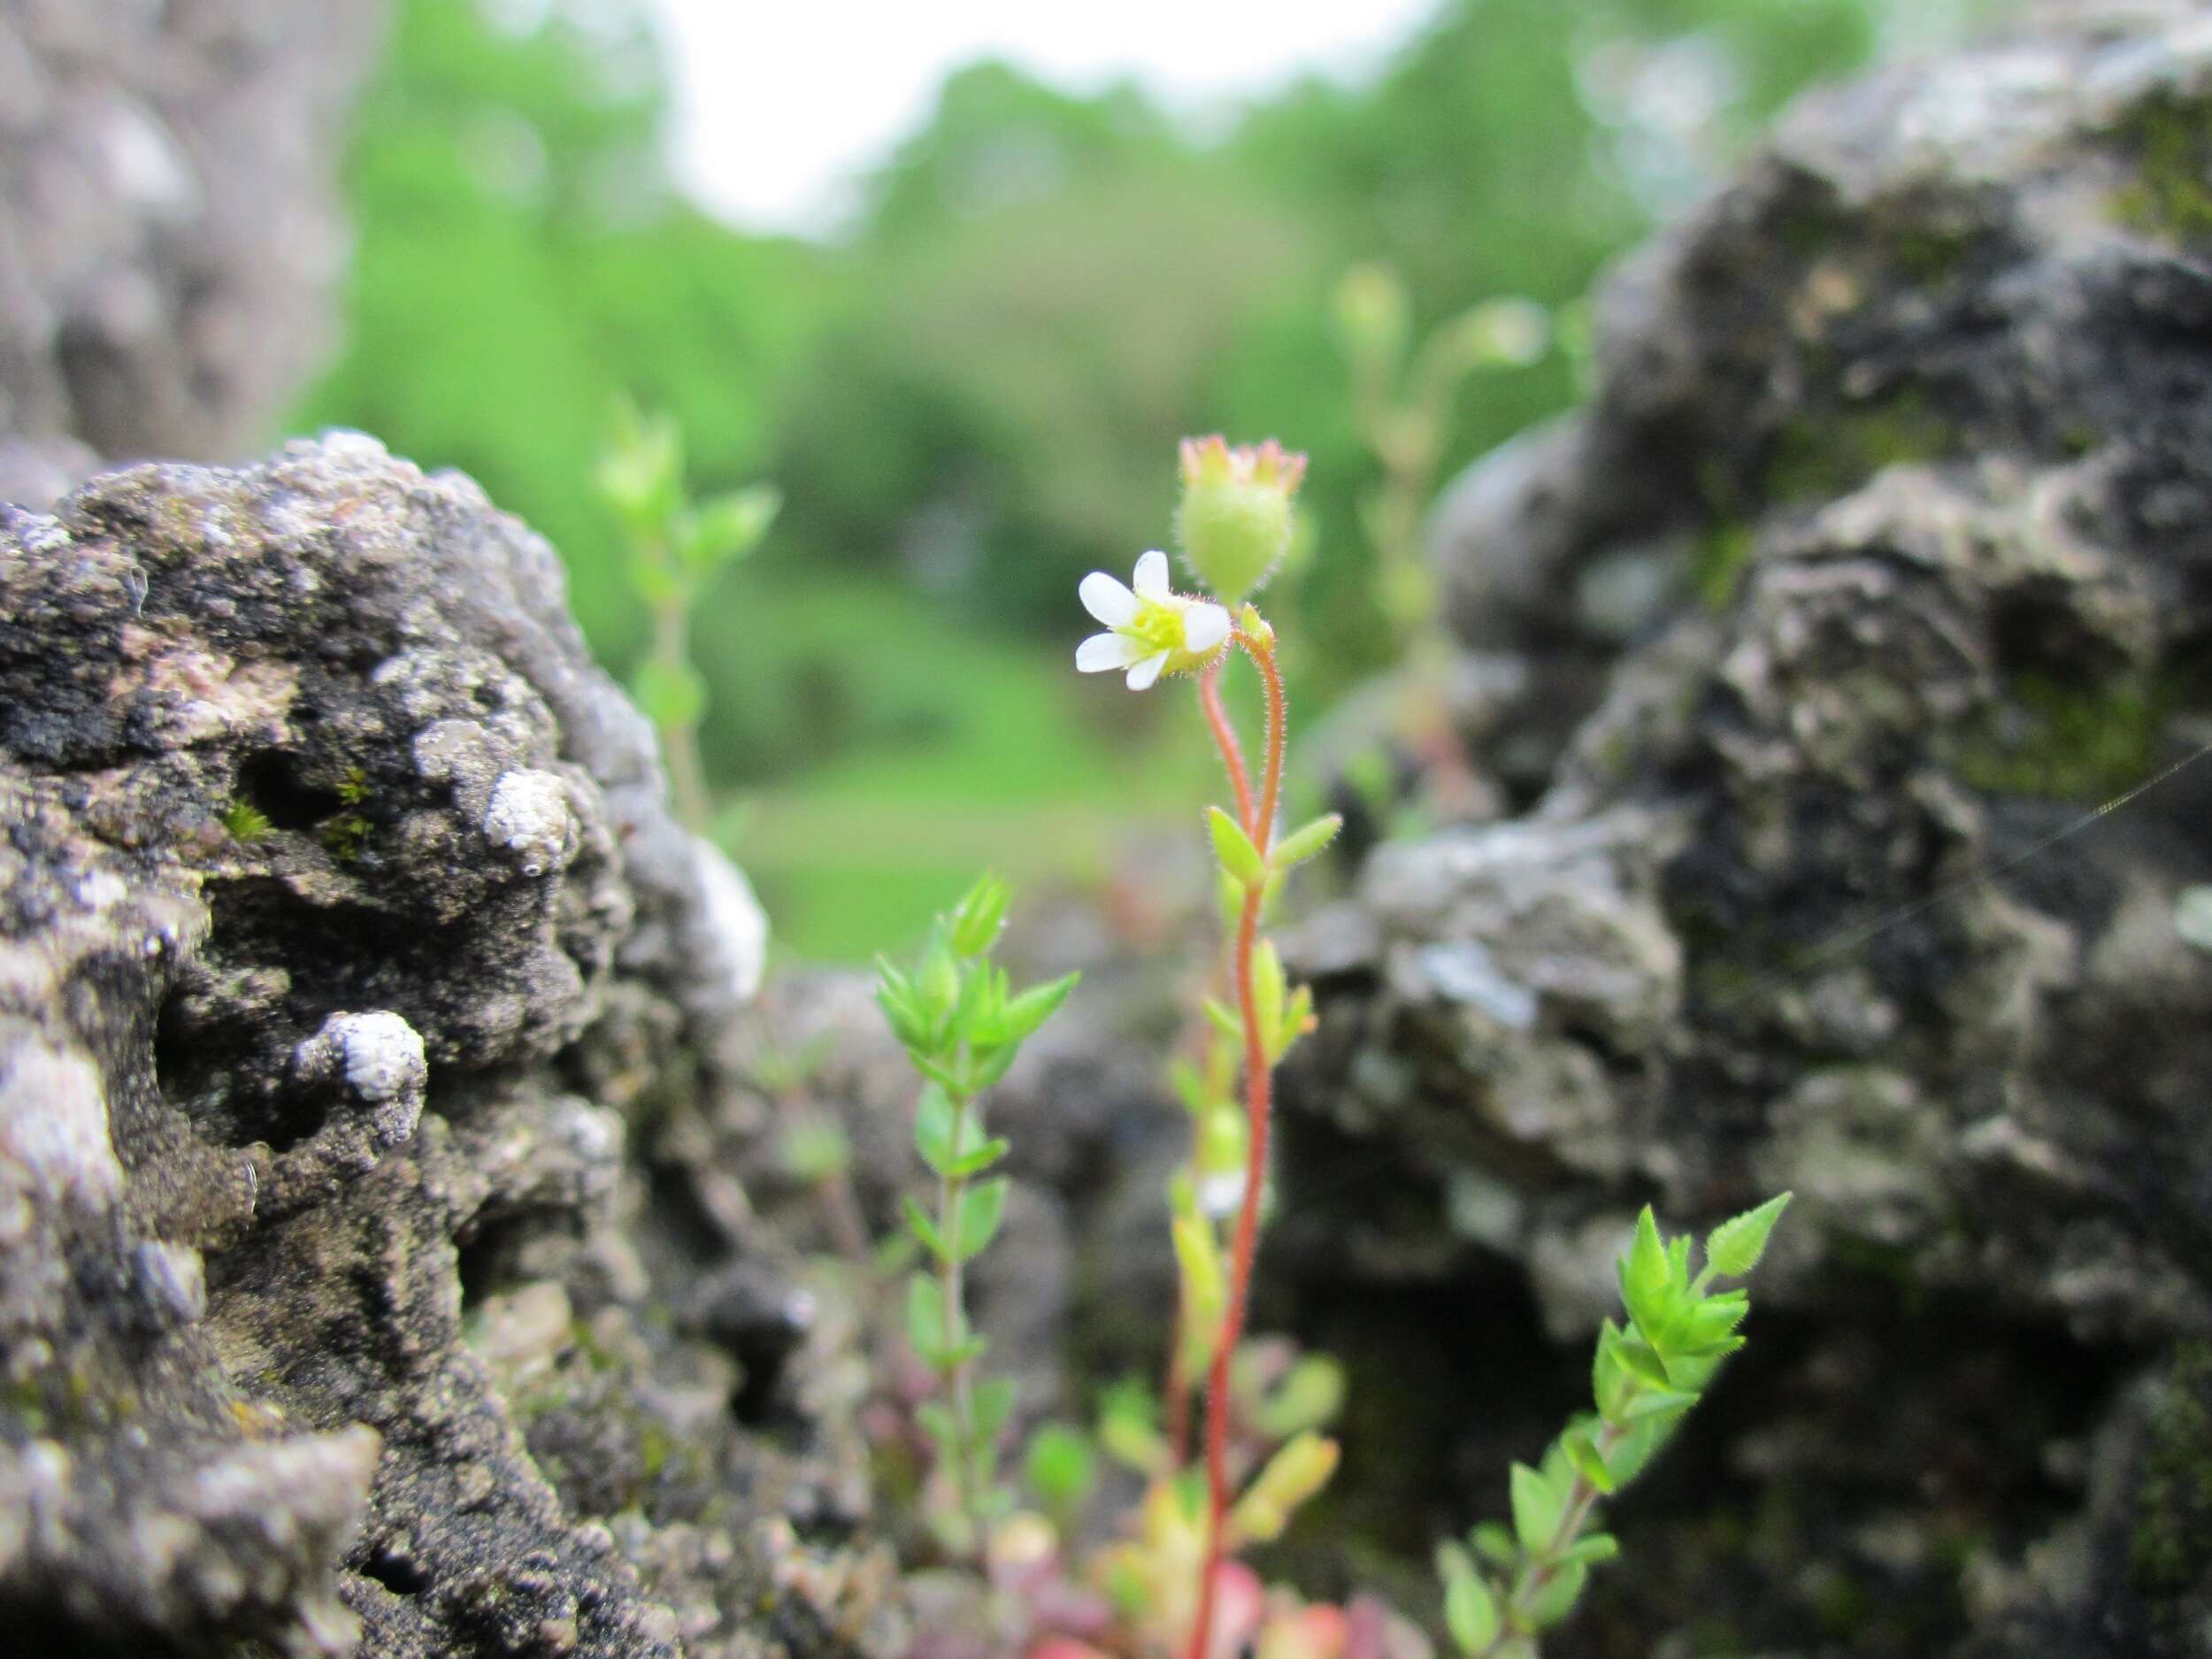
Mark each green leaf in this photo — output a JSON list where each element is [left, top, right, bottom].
[[1025, 1424, 1096, 1512], [913, 1083, 959, 1174], [907, 1273, 947, 1363], [1471, 1520, 1519, 1567], [1251, 940, 1286, 1056], [1619, 1389, 1700, 1424], [972, 1376, 1017, 1447], [1253, 1355, 1347, 1440], [944, 1136, 1010, 1179], [1271, 984, 1313, 1064], [956, 1178, 1009, 1257], [675, 483, 780, 574], [1509, 1461, 1565, 1554], [916, 1399, 959, 1459], [902, 1194, 949, 1263], [1526, 1560, 1587, 1629], [1559, 1532, 1619, 1568], [1271, 812, 1343, 872], [1564, 1428, 1615, 1495], [1208, 806, 1266, 887], [947, 871, 1011, 957], [1703, 1192, 1792, 1279], [631, 657, 705, 733], [1436, 1540, 1500, 1655], [1621, 1206, 1670, 1318], [993, 971, 1079, 1048], [1613, 1336, 1672, 1391], [1202, 997, 1242, 1043]]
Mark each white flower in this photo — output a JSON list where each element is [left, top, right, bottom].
[[1074, 549, 1233, 691]]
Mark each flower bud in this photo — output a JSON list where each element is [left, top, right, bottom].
[[1174, 435, 1307, 603]]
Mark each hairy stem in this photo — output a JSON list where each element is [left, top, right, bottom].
[[935, 1087, 979, 1553], [1197, 658, 1256, 834], [1186, 633, 1287, 1659]]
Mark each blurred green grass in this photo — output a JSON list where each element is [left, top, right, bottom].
[[701, 568, 1217, 958]]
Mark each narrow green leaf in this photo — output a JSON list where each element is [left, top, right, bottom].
[[907, 1274, 946, 1363], [1271, 984, 1314, 1063], [1251, 940, 1286, 1055], [1202, 997, 1242, 1042], [1526, 1559, 1587, 1629], [913, 1083, 958, 1174], [947, 871, 1011, 957], [1623, 1206, 1670, 1311], [995, 970, 1079, 1046], [1619, 1388, 1700, 1424], [1613, 1337, 1671, 1391], [1271, 812, 1344, 872], [1436, 1541, 1501, 1655], [902, 1194, 949, 1263], [1509, 1461, 1564, 1554], [956, 1177, 1009, 1256], [1558, 1532, 1619, 1568], [972, 1376, 1017, 1446], [1208, 806, 1266, 887], [1471, 1520, 1519, 1567], [944, 1136, 1010, 1179], [1704, 1192, 1793, 1279], [1025, 1424, 1096, 1512], [1564, 1430, 1615, 1495]]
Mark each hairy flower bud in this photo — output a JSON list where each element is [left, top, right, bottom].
[[1174, 435, 1307, 603]]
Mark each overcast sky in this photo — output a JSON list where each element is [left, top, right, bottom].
[[656, 0, 1440, 234]]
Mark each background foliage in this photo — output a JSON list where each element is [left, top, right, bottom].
[[300, 0, 1959, 957]]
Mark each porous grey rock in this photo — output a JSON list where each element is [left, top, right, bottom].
[[0, 1, 385, 503], [1286, 6, 2212, 1655], [0, 435, 885, 1658]]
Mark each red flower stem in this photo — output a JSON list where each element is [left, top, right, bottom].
[[1197, 659, 1256, 835], [1185, 631, 1286, 1659]]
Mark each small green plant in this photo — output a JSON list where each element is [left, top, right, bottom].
[[219, 798, 273, 844], [1075, 437, 1347, 1659], [595, 399, 780, 834], [1333, 265, 1549, 651], [875, 872, 1078, 1555], [1434, 1195, 1792, 1657]]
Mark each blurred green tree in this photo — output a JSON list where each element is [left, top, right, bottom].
[[296, 0, 831, 664]]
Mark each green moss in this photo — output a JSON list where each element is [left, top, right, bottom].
[[1689, 522, 1756, 611], [2111, 95, 2212, 242], [1953, 672, 2171, 803], [2131, 1343, 2212, 1598], [1763, 390, 1955, 503], [219, 799, 273, 843]]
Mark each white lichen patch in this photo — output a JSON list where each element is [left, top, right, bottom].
[[333, 1011, 425, 1105], [689, 837, 769, 1005], [482, 769, 575, 879], [0, 1032, 122, 1213]]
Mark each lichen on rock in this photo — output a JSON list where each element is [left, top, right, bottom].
[[0, 436, 883, 1657]]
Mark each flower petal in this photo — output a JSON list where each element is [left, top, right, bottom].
[[1079, 572, 1139, 626], [1183, 602, 1231, 655], [1132, 549, 1171, 599], [1076, 632, 1141, 672], [1125, 651, 1169, 692]]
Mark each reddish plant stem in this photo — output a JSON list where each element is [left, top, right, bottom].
[[1197, 659, 1256, 834], [1169, 656, 1253, 1468], [1185, 634, 1286, 1659]]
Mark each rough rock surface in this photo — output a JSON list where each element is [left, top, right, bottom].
[[0, 436, 890, 1658], [0, 1, 383, 505], [1275, 5, 2212, 1655]]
